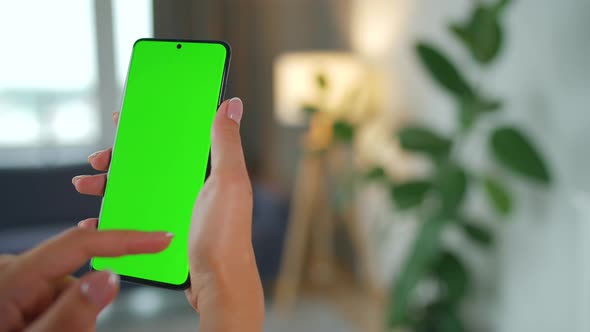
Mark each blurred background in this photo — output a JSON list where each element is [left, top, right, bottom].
[[0, 0, 589, 331]]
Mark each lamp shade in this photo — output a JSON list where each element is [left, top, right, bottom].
[[273, 52, 368, 126]]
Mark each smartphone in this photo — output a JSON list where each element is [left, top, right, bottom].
[[91, 39, 231, 289]]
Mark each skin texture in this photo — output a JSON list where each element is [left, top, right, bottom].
[[75, 98, 265, 332], [0, 229, 172, 332]]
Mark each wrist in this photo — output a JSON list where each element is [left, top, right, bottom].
[[190, 248, 264, 332], [197, 271, 264, 332]]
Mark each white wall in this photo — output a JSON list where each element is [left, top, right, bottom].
[[352, 0, 590, 331]]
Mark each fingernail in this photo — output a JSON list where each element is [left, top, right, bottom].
[[87, 151, 100, 162], [226, 97, 243, 125], [77, 219, 96, 228], [81, 271, 119, 307], [72, 175, 85, 186], [112, 112, 119, 123], [165, 232, 175, 238]]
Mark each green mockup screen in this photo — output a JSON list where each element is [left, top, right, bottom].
[[91, 39, 229, 288]]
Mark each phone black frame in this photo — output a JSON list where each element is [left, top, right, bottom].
[[90, 38, 232, 290]]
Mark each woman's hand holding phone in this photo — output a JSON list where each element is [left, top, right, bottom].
[[74, 98, 264, 332]]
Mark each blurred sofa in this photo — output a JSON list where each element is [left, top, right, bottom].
[[0, 164, 100, 253], [0, 164, 288, 282]]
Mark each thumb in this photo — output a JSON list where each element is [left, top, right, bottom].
[[210, 97, 247, 176], [28, 271, 119, 332]]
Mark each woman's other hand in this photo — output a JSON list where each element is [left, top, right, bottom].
[[0, 228, 172, 332]]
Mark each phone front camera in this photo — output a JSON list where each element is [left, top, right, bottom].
[[177, 44, 182, 49]]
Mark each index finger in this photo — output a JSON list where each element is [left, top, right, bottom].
[[18, 228, 173, 279]]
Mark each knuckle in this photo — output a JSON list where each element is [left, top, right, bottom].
[[58, 228, 94, 257]]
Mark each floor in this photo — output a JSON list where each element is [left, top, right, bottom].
[[97, 286, 357, 332]]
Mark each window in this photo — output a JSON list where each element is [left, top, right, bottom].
[[113, 0, 154, 86], [0, 0, 152, 167]]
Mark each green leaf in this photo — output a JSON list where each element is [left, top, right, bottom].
[[450, 24, 471, 47], [391, 181, 432, 210], [461, 220, 494, 247], [316, 73, 327, 89], [366, 167, 386, 181], [478, 96, 503, 112], [450, 6, 503, 64], [332, 120, 354, 142], [494, 0, 512, 14], [484, 176, 512, 215], [388, 216, 449, 327], [416, 43, 474, 97], [434, 251, 469, 306], [435, 163, 468, 215], [301, 104, 318, 115], [490, 126, 551, 183], [459, 98, 479, 130], [459, 94, 502, 130], [416, 303, 465, 332], [471, 7, 503, 63], [398, 126, 452, 160]]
